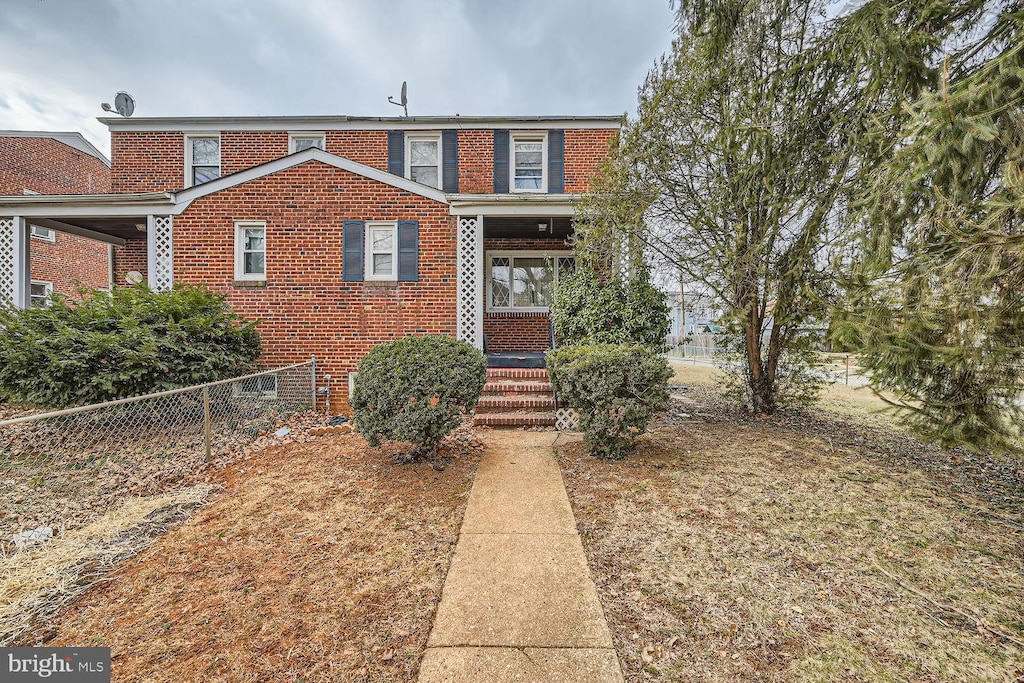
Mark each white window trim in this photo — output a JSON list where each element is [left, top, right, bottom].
[[30, 280, 53, 307], [486, 250, 573, 312], [510, 132, 547, 194], [184, 133, 221, 188], [365, 221, 399, 281], [234, 221, 267, 281], [289, 132, 325, 153], [233, 374, 278, 399], [405, 133, 442, 189], [30, 225, 55, 242]]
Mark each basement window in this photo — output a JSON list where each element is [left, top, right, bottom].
[[30, 281, 53, 308]]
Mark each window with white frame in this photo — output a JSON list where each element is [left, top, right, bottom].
[[30, 281, 53, 308], [186, 135, 221, 187], [235, 221, 266, 280], [235, 374, 278, 399], [30, 225, 55, 241], [511, 133, 546, 192], [406, 135, 441, 189], [489, 252, 574, 311], [365, 222, 398, 280], [289, 133, 325, 153]]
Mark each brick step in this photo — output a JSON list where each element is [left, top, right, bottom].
[[485, 367, 549, 380], [476, 395, 556, 413], [482, 381, 553, 395], [473, 411, 557, 427]]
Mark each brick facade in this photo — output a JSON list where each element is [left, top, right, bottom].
[[171, 160, 454, 409], [94, 119, 616, 408], [0, 135, 112, 297]]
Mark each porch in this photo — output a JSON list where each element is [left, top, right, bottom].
[[451, 199, 576, 363], [0, 193, 177, 307]]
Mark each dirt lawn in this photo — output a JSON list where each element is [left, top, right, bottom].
[[25, 431, 481, 682], [559, 386, 1024, 682]]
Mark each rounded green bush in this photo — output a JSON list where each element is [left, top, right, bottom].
[[547, 343, 672, 459], [351, 335, 487, 459], [0, 284, 260, 407]]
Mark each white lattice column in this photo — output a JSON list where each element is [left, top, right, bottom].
[[0, 217, 30, 309], [456, 215, 484, 349], [147, 215, 174, 292]]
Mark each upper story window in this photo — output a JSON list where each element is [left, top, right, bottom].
[[512, 133, 546, 192], [366, 222, 398, 280], [234, 221, 266, 281], [406, 135, 441, 189], [289, 133, 325, 153], [186, 135, 221, 187], [30, 225, 55, 242]]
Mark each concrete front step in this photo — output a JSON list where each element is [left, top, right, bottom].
[[486, 367, 550, 380], [477, 395, 556, 413], [483, 381, 553, 395], [474, 411, 557, 427]]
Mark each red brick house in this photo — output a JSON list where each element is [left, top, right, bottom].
[[0, 131, 113, 303], [0, 116, 618, 412]]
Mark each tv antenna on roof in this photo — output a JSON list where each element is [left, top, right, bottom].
[[101, 91, 135, 117], [388, 81, 408, 117]]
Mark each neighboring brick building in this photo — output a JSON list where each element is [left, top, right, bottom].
[[0, 132, 112, 302], [0, 116, 619, 410]]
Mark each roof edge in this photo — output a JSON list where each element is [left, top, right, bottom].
[[98, 114, 624, 132], [0, 130, 111, 167]]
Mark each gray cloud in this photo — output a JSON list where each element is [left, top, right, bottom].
[[0, 0, 675, 156]]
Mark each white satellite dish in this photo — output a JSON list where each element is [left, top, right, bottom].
[[101, 91, 136, 117]]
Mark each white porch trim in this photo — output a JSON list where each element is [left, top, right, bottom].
[[456, 215, 484, 349], [147, 215, 174, 292], [447, 194, 580, 217], [0, 216, 31, 309]]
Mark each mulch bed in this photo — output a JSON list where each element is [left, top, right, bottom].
[[22, 426, 483, 683]]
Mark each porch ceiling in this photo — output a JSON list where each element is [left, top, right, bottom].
[[43, 217, 148, 240], [483, 217, 573, 239]]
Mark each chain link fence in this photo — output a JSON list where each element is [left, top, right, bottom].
[[0, 360, 316, 546]]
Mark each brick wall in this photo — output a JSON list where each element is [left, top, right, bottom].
[[109, 127, 615, 195], [564, 128, 616, 193], [112, 239, 148, 286], [0, 135, 113, 296], [457, 130, 495, 194], [171, 159, 455, 411], [31, 234, 110, 294]]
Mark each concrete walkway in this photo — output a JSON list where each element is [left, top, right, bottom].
[[419, 431, 624, 683]]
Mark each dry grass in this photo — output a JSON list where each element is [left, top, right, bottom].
[[1, 485, 214, 646], [559, 411, 1024, 681], [25, 432, 480, 682]]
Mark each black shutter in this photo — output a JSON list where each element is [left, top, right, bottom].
[[442, 130, 459, 193], [387, 131, 405, 176], [397, 220, 419, 282], [342, 220, 364, 282], [548, 130, 565, 194], [493, 129, 510, 194]]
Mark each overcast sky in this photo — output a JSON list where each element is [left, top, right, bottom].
[[0, 0, 677, 158]]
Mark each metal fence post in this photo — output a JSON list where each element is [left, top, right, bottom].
[[203, 386, 212, 461], [310, 356, 317, 410], [845, 355, 850, 385]]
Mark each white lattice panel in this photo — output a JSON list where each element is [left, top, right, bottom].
[[456, 216, 483, 348], [149, 216, 174, 292], [0, 218, 14, 305], [555, 408, 580, 432]]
